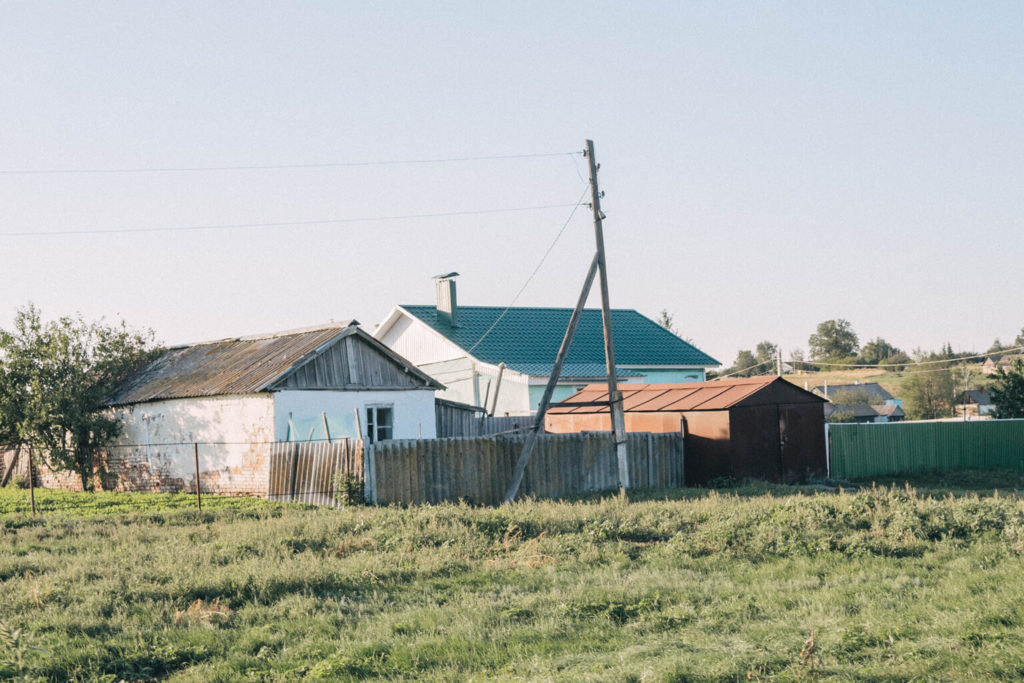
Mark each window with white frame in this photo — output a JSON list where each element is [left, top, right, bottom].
[[365, 405, 394, 443]]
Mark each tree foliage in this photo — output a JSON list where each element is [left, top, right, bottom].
[[991, 359, 1024, 419], [808, 319, 859, 361], [0, 304, 157, 490], [727, 350, 759, 377], [902, 365, 955, 420], [859, 338, 900, 366], [655, 309, 677, 336], [755, 341, 779, 371]]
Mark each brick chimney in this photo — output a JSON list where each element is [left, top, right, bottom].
[[433, 272, 459, 327]]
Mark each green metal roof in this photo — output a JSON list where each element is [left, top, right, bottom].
[[400, 305, 719, 370]]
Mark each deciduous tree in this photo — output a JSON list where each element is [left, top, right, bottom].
[[0, 304, 157, 490], [902, 365, 955, 420], [808, 320, 859, 361], [859, 338, 901, 366]]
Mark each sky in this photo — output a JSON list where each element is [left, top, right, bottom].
[[1, 2, 1021, 367]]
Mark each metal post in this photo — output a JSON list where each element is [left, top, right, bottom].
[[505, 254, 600, 502], [585, 139, 628, 490], [193, 443, 202, 513], [28, 445, 36, 515]]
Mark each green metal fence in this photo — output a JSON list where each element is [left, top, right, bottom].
[[829, 419, 1024, 479]]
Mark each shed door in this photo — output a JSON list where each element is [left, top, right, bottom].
[[778, 404, 827, 480]]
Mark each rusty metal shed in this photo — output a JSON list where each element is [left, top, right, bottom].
[[546, 377, 827, 484]]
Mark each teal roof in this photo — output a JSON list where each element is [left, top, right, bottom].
[[400, 305, 719, 371], [506, 363, 644, 378]]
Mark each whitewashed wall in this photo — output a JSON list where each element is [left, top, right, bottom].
[[273, 389, 437, 441], [105, 395, 275, 495]]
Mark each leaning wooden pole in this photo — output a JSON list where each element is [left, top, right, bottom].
[[585, 139, 629, 491], [504, 253, 600, 502]]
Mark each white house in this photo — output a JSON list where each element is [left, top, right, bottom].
[[374, 275, 719, 416], [94, 322, 442, 494]]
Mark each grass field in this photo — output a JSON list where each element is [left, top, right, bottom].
[[4, 479, 1024, 681]]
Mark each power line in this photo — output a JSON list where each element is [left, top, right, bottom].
[[465, 183, 591, 355], [0, 151, 581, 176], [712, 359, 776, 380], [0, 202, 585, 238], [789, 346, 1024, 369]]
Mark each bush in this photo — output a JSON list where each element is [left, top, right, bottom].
[[3, 474, 26, 490], [334, 472, 365, 506]]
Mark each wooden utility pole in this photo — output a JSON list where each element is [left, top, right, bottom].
[[777, 349, 783, 377], [586, 139, 629, 490], [502, 140, 629, 502]]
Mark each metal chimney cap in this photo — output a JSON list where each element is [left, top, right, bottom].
[[433, 272, 460, 279]]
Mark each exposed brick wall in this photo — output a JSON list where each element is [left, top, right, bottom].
[[3, 443, 271, 497]]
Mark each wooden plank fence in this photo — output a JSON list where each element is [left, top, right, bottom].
[[267, 439, 364, 505], [365, 431, 684, 505]]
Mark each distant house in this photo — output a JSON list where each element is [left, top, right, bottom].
[[983, 355, 1024, 375], [545, 377, 827, 484], [65, 322, 443, 494], [375, 274, 719, 416], [954, 388, 995, 418], [812, 382, 900, 406]]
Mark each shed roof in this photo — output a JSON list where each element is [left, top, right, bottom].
[[107, 322, 441, 406], [548, 376, 825, 414], [399, 305, 719, 370]]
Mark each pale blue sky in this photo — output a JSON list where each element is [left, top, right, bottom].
[[1, 2, 1021, 365]]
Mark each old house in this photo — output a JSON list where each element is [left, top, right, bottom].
[[78, 322, 442, 494], [374, 274, 719, 416], [983, 354, 1024, 375], [545, 377, 827, 484], [955, 388, 995, 418]]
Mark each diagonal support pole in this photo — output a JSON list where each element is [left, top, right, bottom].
[[504, 253, 600, 502]]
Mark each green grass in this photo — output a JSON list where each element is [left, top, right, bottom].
[[4, 483, 1024, 681], [0, 486, 300, 516]]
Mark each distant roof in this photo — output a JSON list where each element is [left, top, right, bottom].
[[399, 305, 719, 370], [823, 403, 880, 419], [874, 404, 906, 418], [812, 382, 894, 401], [960, 389, 993, 405], [107, 322, 440, 406], [549, 376, 825, 414]]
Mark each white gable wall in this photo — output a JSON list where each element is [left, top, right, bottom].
[[376, 310, 465, 365]]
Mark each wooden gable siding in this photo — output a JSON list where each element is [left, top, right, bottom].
[[273, 336, 426, 390]]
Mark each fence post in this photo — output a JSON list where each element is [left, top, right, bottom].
[[193, 443, 202, 513], [824, 423, 831, 479], [28, 445, 36, 515]]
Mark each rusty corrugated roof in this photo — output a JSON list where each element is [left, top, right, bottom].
[[107, 323, 358, 406], [549, 377, 824, 414]]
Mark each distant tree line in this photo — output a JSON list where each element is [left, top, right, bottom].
[[716, 320, 1024, 421]]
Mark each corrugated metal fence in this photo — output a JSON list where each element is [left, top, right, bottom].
[[364, 432, 684, 505], [267, 440, 363, 505], [435, 401, 530, 437], [830, 419, 1024, 479]]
